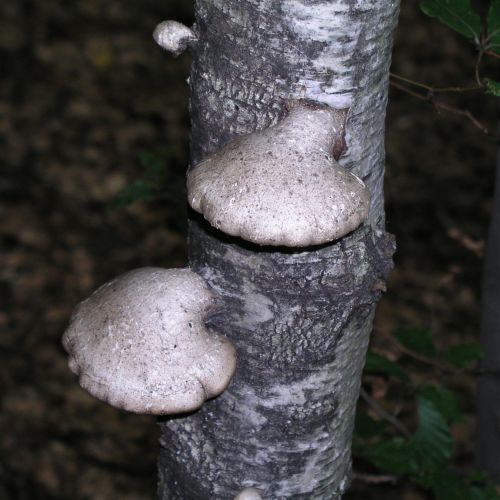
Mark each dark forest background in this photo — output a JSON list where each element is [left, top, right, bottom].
[[0, 0, 498, 498]]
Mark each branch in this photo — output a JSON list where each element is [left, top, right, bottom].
[[360, 388, 411, 438], [375, 328, 500, 377], [484, 50, 500, 60], [474, 50, 484, 88], [390, 72, 482, 93], [377, 328, 464, 375], [353, 472, 398, 485], [389, 80, 490, 135]]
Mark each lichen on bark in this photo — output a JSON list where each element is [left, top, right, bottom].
[[158, 0, 400, 498]]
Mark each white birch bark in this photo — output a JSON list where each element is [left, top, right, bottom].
[[158, 1, 400, 498]]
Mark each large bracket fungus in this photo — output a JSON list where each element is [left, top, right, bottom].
[[187, 102, 370, 247], [234, 487, 263, 500], [62, 267, 236, 415]]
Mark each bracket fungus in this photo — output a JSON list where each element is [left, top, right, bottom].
[[62, 267, 236, 415], [153, 20, 197, 56], [234, 487, 263, 500], [187, 102, 370, 247]]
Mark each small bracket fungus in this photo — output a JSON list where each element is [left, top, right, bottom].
[[153, 20, 197, 56], [62, 268, 236, 415], [187, 102, 370, 247], [234, 488, 263, 500]]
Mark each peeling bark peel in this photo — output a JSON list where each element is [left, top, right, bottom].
[[159, 0, 400, 498]]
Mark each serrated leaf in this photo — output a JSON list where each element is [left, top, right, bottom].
[[362, 439, 418, 475], [411, 397, 453, 475], [443, 343, 483, 367], [485, 79, 500, 97], [354, 411, 387, 439], [419, 385, 465, 425], [420, 0, 482, 41], [394, 327, 436, 357], [364, 350, 410, 382], [488, 0, 500, 52]]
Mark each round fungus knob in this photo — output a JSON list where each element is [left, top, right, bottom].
[[153, 20, 197, 56], [187, 102, 370, 247], [234, 488, 263, 500], [62, 268, 236, 415]]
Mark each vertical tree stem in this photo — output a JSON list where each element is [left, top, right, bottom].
[[159, 1, 400, 497]]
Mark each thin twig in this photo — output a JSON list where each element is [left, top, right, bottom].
[[360, 388, 411, 438], [485, 50, 500, 60], [390, 72, 482, 93], [475, 50, 484, 87], [390, 80, 490, 135], [375, 328, 500, 377], [377, 328, 463, 374], [353, 472, 398, 485]]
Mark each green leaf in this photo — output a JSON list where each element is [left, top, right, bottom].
[[429, 469, 500, 500], [420, 0, 482, 41], [364, 350, 410, 382], [470, 485, 500, 500], [354, 411, 387, 439], [411, 397, 453, 475], [419, 385, 465, 425], [443, 343, 483, 367], [393, 327, 436, 358], [362, 439, 417, 475], [111, 180, 157, 208], [488, 0, 500, 52], [469, 470, 500, 499], [484, 79, 500, 97], [469, 470, 489, 484], [110, 148, 186, 211], [429, 470, 470, 500]]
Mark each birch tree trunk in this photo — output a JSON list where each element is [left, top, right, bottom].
[[159, 1, 400, 498]]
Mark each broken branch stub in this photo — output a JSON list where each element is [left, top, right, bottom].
[[62, 267, 236, 415], [187, 102, 370, 247]]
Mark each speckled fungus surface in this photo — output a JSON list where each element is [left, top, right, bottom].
[[187, 102, 370, 247], [62, 267, 236, 415], [153, 20, 197, 56], [234, 487, 263, 500]]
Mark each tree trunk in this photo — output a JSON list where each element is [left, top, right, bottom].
[[476, 117, 500, 483], [159, 1, 400, 498]]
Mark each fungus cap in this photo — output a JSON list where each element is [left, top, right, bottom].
[[153, 20, 197, 56], [62, 268, 236, 415], [188, 103, 370, 247], [234, 488, 263, 500]]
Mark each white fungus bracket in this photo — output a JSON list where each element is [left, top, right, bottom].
[[187, 101, 370, 247], [62, 267, 236, 415], [153, 20, 197, 56], [234, 487, 263, 500]]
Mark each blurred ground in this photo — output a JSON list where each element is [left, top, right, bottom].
[[0, 1, 497, 499]]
